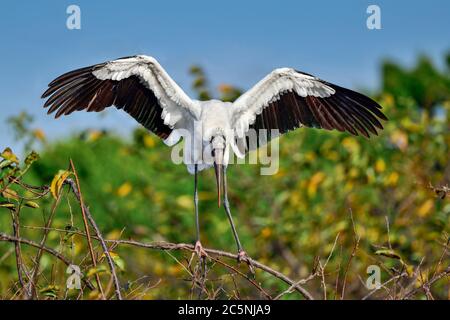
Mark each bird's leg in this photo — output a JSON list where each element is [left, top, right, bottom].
[[222, 167, 254, 274], [194, 164, 207, 258]]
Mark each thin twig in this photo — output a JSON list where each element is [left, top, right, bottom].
[[340, 209, 360, 300], [10, 201, 29, 298], [67, 159, 122, 300], [106, 239, 314, 300], [64, 174, 105, 299], [362, 272, 408, 300], [28, 175, 65, 299], [385, 216, 392, 250], [0, 232, 94, 290], [402, 265, 450, 299], [209, 256, 272, 300]]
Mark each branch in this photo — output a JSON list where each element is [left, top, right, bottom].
[[402, 265, 450, 299], [106, 239, 315, 300], [65, 169, 106, 300], [66, 160, 122, 300], [28, 179, 64, 299], [0, 232, 95, 291], [9, 201, 28, 297]]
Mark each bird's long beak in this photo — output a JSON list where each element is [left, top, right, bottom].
[[213, 148, 224, 208]]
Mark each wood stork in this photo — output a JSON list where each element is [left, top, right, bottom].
[[41, 55, 387, 263]]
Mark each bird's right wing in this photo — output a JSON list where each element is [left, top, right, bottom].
[[42, 55, 200, 140]]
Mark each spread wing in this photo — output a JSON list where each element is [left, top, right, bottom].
[[42, 55, 200, 140], [231, 68, 387, 147]]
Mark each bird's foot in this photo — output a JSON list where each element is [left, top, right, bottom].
[[237, 250, 255, 275], [194, 240, 208, 259]]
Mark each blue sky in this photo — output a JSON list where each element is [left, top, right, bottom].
[[0, 0, 449, 152]]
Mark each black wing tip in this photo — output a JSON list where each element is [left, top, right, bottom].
[[294, 69, 316, 78], [330, 83, 388, 122]]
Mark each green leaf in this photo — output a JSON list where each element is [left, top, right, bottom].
[[375, 249, 402, 260], [112, 253, 126, 271], [86, 265, 108, 277], [39, 285, 59, 298], [24, 151, 39, 166], [101, 252, 126, 271], [0, 160, 13, 169], [24, 201, 40, 209], [0, 202, 15, 209]]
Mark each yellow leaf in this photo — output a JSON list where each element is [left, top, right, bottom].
[[116, 182, 132, 197], [25, 151, 39, 166], [274, 168, 286, 179], [87, 130, 102, 142], [381, 93, 394, 108], [87, 265, 107, 277], [168, 264, 183, 276], [405, 265, 414, 277], [261, 227, 272, 239], [25, 201, 40, 209], [417, 199, 434, 217], [33, 129, 46, 141], [327, 151, 339, 161], [390, 130, 408, 151], [307, 172, 325, 197], [341, 137, 360, 153], [304, 152, 316, 163], [385, 172, 399, 186], [176, 195, 193, 210], [375, 159, 386, 173], [106, 229, 122, 240], [143, 134, 156, 148], [101, 251, 118, 259], [311, 172, 325, 186], [349, 168, 359, 178], [218, 84, 233, 93], [50, 170, 72, 199], [0, 202, 15, 209], [88, 290, 101, 300], [2, 188, 18, 200], [1, 148, 19, 164]]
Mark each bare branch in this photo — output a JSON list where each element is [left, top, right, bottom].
[[105, 239, 314, 300], [67, 159, 122, 300], [0, 232, 95, 290]]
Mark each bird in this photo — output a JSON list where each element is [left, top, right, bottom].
[[41, 55, 387, 264]]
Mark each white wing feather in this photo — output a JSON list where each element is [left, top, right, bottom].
[[92, 55, 201, 130], [231, 68, 335, 137]]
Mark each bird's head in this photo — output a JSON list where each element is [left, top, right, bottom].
[[211, 135, 225, 208]]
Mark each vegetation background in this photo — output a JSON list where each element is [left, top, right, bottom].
[[0, 54, 449, 300]]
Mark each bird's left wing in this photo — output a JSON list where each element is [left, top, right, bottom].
[[42, 55, 200, 140], [231, 68, 387, 147]]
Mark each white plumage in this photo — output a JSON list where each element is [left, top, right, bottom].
[[85, 56, 341, 174]]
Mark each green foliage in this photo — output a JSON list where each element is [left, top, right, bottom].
[[0, 55, 449, 299], [382, 55, 450, 113]]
